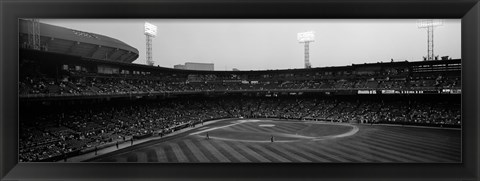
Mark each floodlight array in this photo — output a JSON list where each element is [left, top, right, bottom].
[[144, 22, 157, 37], [297, 31, 315, 43], [417, 19, 443, 28]]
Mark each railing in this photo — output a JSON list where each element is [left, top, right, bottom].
[[19, 86, 461, 99]]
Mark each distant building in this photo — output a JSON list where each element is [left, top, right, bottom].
[[174, 64, 186, 69], [174, 62, 214, 71]]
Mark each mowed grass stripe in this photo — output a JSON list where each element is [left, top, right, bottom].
[[371, 134, 461, 161], [373, 130, 460, 156], [162, 145, 178, 162], [154, 147, 169, 162], [201, 140, 231, 162], [380, 129, 460, 150], [190, 139, 222, 162], [102, 158, 116, 162], [235, 122, 290, 133], [367, 139, 448, 162], [268, 124, 304, 134], [127, 154, 138, 162], [146, 149, 159, 162], [288, 123, 313, 133], [168, 143, 188, 162], [236, 123, 270, 133], [278, 123, 308, 131], [183, 140, 210, 162], [246, 144, 291, 162], [266, 122, 307, 134], [353, 137, 438, 162], [281, 143, 332, 162], [313, 142, 371, 162], [386, 126, 460, 142], [385, 128, 462, 148], [339, 139, 402, 162], [212, 141, 251, 162], [136, 151, 148, 162], [331, 142, 391, 162], [177, 141, 200, 162], [243, 123, 274, 133], [368, 133, 457, 162], [233, 142, 271, 162], [266, 123, 300, 133], [221, 126, 237, 132], [228, 123, 260, 132], [227, 143, 262, 162], [349, 140, 432, 162], [94, 156, 109, 162], [343, 141, 414, 162], [115, 157, 127, 162], [96, 158, 112, 162], [113, 152, 133, 161], [247, 125, 291, 135], [295, 143, 348, 162], [267, 144, 311, 162]]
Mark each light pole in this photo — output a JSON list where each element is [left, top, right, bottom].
[[144, 22, 157, 66], [298, 31, 315, 68], [417, 19, 443, 61]]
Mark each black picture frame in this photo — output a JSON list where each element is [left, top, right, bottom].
[[1, 0, 479, 180]]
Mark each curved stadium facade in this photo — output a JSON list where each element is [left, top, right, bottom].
[[19, 19, 139, 63], [18, 21, 461, 163]]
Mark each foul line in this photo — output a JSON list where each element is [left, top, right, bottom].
[[189, 122, 243, 136]]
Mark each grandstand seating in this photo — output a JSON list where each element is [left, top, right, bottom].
[[19, 73, 461, 96], [18, 53, 462, 162]]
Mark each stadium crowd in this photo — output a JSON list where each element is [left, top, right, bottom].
[[20, 96, 461, 162], [19, 59, 462, 162], [19, 74, 461, 96]]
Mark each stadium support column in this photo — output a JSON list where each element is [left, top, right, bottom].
[[417, 19, 443, 61], [298, 31, 315, 68], [304, 42, 311, 69], [428, 26, 434, 60], [144, 22, 157, 66], [146, 35, 153, 65]]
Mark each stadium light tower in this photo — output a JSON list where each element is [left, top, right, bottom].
[[417, 19, 443, 61], [144, 22, 157, 66], [298, 31, 315, 68]]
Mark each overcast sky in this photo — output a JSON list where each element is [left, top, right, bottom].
[[40, 19, 461, 71]]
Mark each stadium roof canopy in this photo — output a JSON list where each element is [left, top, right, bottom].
[[19, 19, 139, 63]]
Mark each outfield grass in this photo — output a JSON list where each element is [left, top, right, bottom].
[[90, 118, 461, 163]]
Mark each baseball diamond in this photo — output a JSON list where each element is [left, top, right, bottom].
[[89, 118, 460, 162], [18, 19, 462, 163]]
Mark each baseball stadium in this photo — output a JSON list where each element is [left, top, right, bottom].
[[18, 19, 461, 163]]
